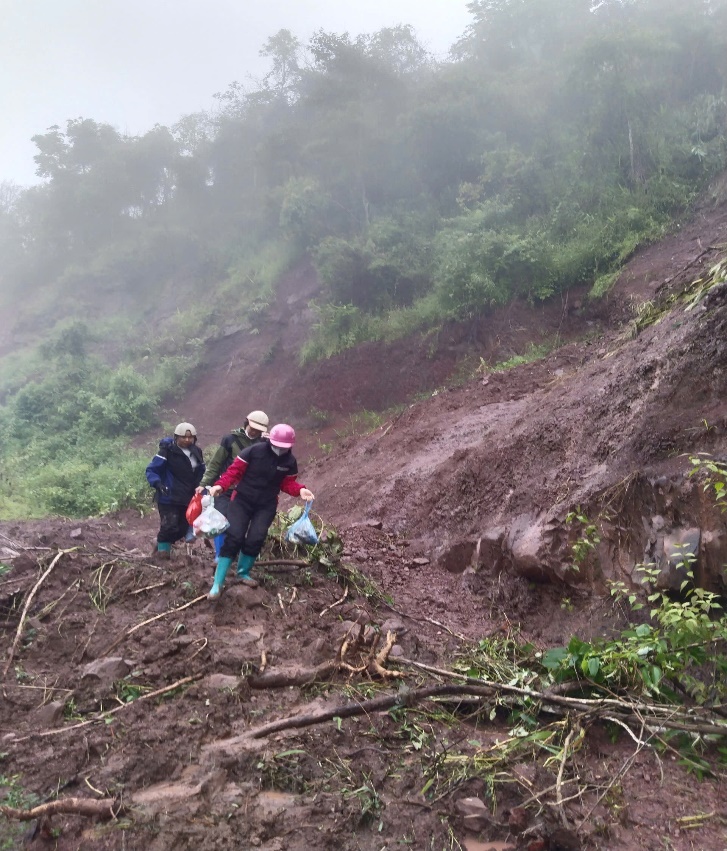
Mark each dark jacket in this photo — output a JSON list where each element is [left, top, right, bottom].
[[200, 428, 259, 488], [146, 437, 205, 506], [215, 440, 304, 508]]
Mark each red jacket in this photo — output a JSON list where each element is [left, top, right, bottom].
[[215, 441, 304, 506]]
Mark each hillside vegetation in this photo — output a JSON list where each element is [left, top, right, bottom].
[[1, 0, 727, 518]]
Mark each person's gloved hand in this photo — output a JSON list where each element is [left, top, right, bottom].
[[156, 484, 170, 497], [300, 488, 315, 501]]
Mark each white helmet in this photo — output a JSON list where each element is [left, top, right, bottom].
[[174, 422, 197, 437], [246, 410, 269, 431]]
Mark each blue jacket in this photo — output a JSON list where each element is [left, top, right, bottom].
[[145, 437, 205, 506]]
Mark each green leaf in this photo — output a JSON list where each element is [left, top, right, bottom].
[[587, 657, 600, 677], [541, 647, 569, 670]]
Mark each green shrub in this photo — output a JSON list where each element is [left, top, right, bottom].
[[81, 366, 159, 436], [0, 433, 151, 519]]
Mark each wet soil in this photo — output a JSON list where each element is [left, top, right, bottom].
[[2, 198, 727, 849]]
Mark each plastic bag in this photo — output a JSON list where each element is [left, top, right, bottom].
[[285, 501, 318, 546], [193, 494, 230, 538], [186, 492, 203, 525]]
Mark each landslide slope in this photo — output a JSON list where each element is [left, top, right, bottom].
[[306, 203, 727, 599], [179, 198, 727, 601], [1, 201, 727, 851]]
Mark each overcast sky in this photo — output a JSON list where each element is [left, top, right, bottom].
[[0, 0, 474, 187]]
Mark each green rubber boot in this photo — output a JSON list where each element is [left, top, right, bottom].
[[236, 554, 259, 587], [153, 541, 171, 562], [208, 557, 232, 600]]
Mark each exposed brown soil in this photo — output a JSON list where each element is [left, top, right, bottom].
[[2, 199, 727, 849]]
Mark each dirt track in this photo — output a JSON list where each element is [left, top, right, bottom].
[[2, 200, 727, 849]]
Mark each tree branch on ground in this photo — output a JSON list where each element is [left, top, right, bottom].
[[0, 797, 123, 821]]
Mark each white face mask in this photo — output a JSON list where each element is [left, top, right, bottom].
[[270, 444, 285, 456]]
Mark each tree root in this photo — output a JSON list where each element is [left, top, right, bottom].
[[249, 660, 339, 689], [248, 630, 403, 690], [0, 797, 122, 821]]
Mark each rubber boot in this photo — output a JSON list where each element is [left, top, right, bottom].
[[213, 534, 225, 565], [236, 554, 259, 588], [208, 557, 232, 600], [153, 542, 171, 562]]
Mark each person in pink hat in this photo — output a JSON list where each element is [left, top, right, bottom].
[[206, 423, 314, 598]]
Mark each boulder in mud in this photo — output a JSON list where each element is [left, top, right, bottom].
[[80, 656, 130, 695]]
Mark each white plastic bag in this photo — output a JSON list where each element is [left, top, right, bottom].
[[193, 494, 230, 538]]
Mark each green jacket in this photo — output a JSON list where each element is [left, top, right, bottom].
[[200, 428, 257, 488]]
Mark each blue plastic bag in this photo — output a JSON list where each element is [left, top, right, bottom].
[[285, 501, 318, 546]]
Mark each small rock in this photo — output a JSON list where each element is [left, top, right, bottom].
[[411, 557, 430, 566], [36, 700, 65, 727], [454, 796, 492, 831], [548, 826, 581, 850], [338, 620, 359, 638], [204, 674, 241, 691], [365, 520, 383, 529], [508, 806, 529, 833], [69, 528, 84, 540], [381, 617, 407, 636], [81, 657, 130, 688]]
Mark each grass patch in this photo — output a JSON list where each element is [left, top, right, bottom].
[[478, 339, 559, 374], [0, 773, 40, 849]]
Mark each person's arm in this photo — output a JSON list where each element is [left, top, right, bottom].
[[145, 453, 169, 495], [280, 475, 314, 501], [200, 443, 226, 487]]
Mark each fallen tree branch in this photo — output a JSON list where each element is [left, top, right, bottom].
[[101, 595, 207, 655], [249, 683, 496, 738], [0, 532, 53, 553], [130, 580, 172, 595], [13, 674, 203, 741], [395, 657, 727, 737], [381, 600, 468, 640], [3, 549, 74, 680], [0, 797, 122, 822], [256, 559, 307, 567], [556, 725, 577, 827]]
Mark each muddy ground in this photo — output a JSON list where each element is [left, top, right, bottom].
[[2, 197, 727, 849]]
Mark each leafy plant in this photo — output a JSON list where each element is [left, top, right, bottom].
[[0, 774, 39, 849], [256, 749, 311, 794], [116, 679, 152, 703], [564, 507, 601, 573], [687, 453, 727, 512]]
